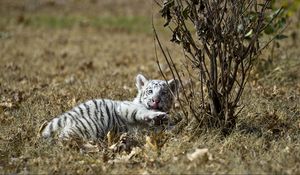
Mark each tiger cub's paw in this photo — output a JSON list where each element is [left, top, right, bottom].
[[144, 111, 168, 126]]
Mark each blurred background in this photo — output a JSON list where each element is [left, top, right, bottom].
[[0, 0, 156, 33]]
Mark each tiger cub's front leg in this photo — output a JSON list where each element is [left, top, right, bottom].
[[139, 110, 168, 126], [118, 102, 168, 126]]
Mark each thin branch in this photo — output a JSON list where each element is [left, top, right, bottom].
[[152, 16, 189, 120]]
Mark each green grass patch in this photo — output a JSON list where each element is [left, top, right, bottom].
[[91, 16, 151, 33], [20, 15, 152, 33], [27, 15, 78, 29]]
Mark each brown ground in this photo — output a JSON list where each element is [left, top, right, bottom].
[[0, 0, 300, 174]]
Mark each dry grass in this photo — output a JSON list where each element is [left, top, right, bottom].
[[0, 0, 299, 174]]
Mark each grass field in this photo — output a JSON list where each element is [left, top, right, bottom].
[[0, 0, 300, 174]]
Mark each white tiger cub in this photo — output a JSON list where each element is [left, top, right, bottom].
[[39, 74, 179, 141]]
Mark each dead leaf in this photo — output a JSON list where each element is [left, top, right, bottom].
[[144, 132, 168, 151], [0, 102, 14, 109], [79, 60, 94, 71], [109, 133, 139, 153], [145, 136, 157, 150], [127, 147, 142, 159], [141, 170, 150, 175], [65, 75, 75, 84], [13, 91, 23, 103], [67, 97, 77, 107], [4, 62, 20, 71], [81, 142, 100, 153], [187, 148, 212, 162], [0, 114, 14, 124], [122, 85, 133, 92], [108, 147, 142, 164], [107, 131, 117, 147]]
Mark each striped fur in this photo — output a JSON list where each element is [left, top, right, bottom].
[[40, 74, 179, 140]]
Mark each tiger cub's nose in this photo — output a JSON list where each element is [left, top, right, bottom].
[[152, 97, 160, 104]]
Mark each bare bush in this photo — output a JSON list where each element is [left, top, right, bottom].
[[154, 0, 287, 132]]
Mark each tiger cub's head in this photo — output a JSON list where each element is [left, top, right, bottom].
[[134, 74, 179, 112]]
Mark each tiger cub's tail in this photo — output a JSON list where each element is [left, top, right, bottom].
[[38, 117, 64, 138]]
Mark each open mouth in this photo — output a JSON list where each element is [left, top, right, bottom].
[[147, 103, 162, 111]]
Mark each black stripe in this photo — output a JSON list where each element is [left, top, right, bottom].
[[81, 120, 92, 138], [66, 112, 80, 126], [68, 128, 78, 138], [66, 112, 76, 121], [62, 115, 67, 126], [105, 102, 112, 130], [78, 105, 85, 116], [74, 125, 85, 138], [118, 114, 126, 129], [57, 118, 62, 127], [125, 109, 129, 120], [72, 109, 81, 117], [97, 107, 105, 135], [84, 103, 101, 138], [83, 103, 91, 118], [97, 120, 105, 137], [84, 103, 97, 135], [93, 100, 101, 121], [66, 112, 81, 127], [114, 107, 126, 131], [111, 104, 117, 129], [131, 109, 138, 122], [97, 101, 106, 133], [99, 106, 105, 127], [78, 105, 95, 135], [93, 100, 99, 113], [94, 109, 99, 122], [113, 107, 120, 126], [113, 105, 122, 128], [93, 122, 101, 138], [64, 113, 82, 137], [99, 103, 104, 121], [75, 118, 90, 138], [48, 122, 53, 134]]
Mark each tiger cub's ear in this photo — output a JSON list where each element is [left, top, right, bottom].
[[168, 79, 180, 95], [136, 74, 148, 90]]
